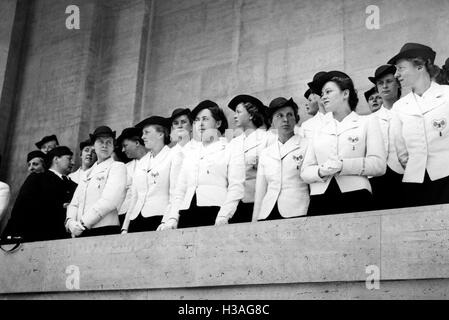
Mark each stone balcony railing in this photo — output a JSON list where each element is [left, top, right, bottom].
[[1, 204, 449, 299]]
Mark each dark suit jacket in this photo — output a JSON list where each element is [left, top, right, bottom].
[[3, 171, 77, 242]]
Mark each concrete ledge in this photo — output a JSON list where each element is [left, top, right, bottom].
[[1, 204, 448, 298]]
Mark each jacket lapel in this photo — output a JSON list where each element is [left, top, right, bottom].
[[280, 135, 302, 160], [244, 129, 265, 153], [85, 158, 112, 181], [398, 92, 422, 116], [420, 82, 446, 114], [336, 112, 359, 136], [266, 140, 281, 161], [147, 146, 170, 172]]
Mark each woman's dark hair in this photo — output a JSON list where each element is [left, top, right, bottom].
[[408, 57, 440, 79], [329, 76, 359, 111], [204, 105, 229, 134], [125, 135, 145, 147], [242, 102, 265, 128], [153, 124, 171, 145]]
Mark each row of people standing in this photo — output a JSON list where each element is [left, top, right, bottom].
[[2, 42, 449, 244]]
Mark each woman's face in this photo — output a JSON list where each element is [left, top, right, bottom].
[[377, 73, 400, 100], [234, 103, 252, 129], [367, 93, 383, 113], [321, 81, 348, 113], [172, 114, 192, 132], [305, 93, 320, 116], [142, 125, 162, 150], [394, 59, 421, 89], [271, 106, 296, 136], [194, 108, 221, 136], [94, 136, 114, 161], [81, 145, 96, 167]]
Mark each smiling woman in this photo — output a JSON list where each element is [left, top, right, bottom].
[[301, 71, 387, 216]]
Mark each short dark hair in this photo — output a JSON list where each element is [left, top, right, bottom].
[[242, 102, 265, 128], [408, 57, 440, 79], [122, 135, 145, 147], [329, 76, 359, 111], [153, 124, 171, 145], [197, 105, 229, 134]]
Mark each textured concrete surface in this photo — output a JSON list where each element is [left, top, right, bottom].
[[1, 205, 449, 299], [2, 279, 449, 300]]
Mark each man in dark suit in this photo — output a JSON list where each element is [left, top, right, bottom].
[[3, 146, 77, 242]]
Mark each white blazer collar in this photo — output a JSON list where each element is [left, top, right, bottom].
[[86, 157, 114, 179], [243, 128, 266, 152], [322, 111, 359, 135]]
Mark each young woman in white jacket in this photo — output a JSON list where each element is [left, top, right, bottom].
[[159, 100, 245, 230], [388, 43, 449, 207], [66, 126, 127, 237], [301, 71, 386, 215], [252, 97, 310, 221], [121, 116, 176, 233], [227, 94, 275, 223]]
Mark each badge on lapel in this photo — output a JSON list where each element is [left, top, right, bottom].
[[292, 154, 304, 170], [149, 171, 159, 184], [96, 175, 106, 189], [432, 118, 447, 137], [348, 136, 360, 151]]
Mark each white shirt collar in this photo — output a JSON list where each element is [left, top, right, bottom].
[[49, 169, 64, 180]]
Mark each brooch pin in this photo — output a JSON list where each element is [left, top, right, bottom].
[[292, 154, 304, 170], [150, 171, 159, 184], [348, 136, 360, 151], [432, 118, 447, 137]]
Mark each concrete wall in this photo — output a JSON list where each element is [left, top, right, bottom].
[[1, 205, 449, 299], [143, 0, 449, 121], [1, 0, 449, 228]]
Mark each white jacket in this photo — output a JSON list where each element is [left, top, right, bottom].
[[391, 82, 449, 183], [301, 112, 386, 194], [123, 146, 177, 228], [371, 106, 404, 174], [118, 159, 138, 215], [165, 138, 245, 222], [66, 157, 127, 229], [0, 182, 10, 227], [298, 112, 326, 140], [230, 129, 275, 203], [253, 134, 310, 220]]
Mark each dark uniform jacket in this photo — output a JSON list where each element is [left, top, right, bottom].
[[3, 171, 77, 242]]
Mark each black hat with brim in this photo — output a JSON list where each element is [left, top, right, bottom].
[[387, 43, 436, 65], [27, 150, 46, 163], [307, 71, 327, 93], [45, 146, 73, 167], [364, 87, 378, 102], [116, 127, 143, 146], [191, 100, 220, 120], [304, 88, 312, 99], [228, 94, 266, 112], [170, 108, 192, 123], [135, 116, 170, 130], [89, 126, 116, 143], [309, 71, 351, 96], [267, 97, 299, 117], [368, 64, 397, 84], [79, 139, 93, 151], [35, 135, 59, 149]]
